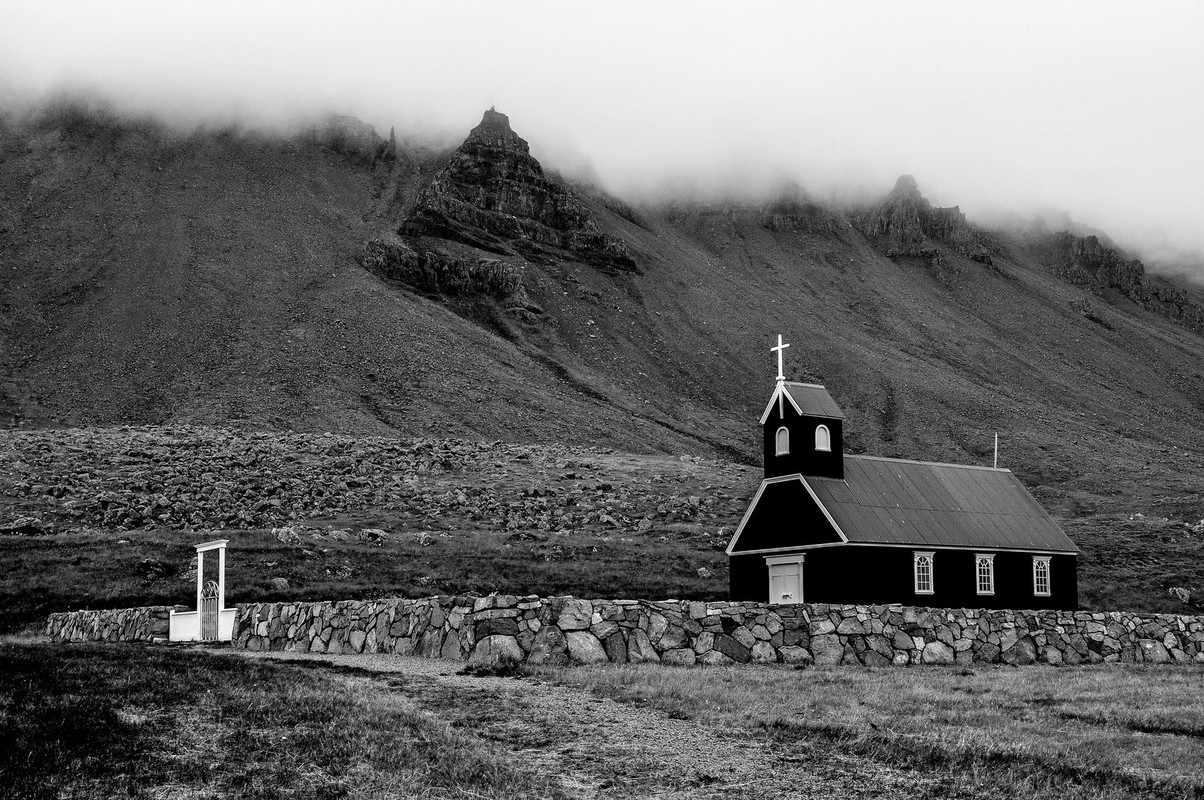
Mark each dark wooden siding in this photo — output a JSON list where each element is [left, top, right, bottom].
[[729, 545, 1077, 610], [729, 552, 768, 602], [728, 478, 842, 553]]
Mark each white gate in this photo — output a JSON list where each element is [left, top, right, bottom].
[[200, 580, 221, 640]]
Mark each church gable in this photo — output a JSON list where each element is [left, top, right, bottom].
[[726, 476, 845, 555]]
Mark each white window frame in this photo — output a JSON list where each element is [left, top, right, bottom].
[[913, 551, 934, 595], [815, 424, 831, 452], [775, 426, 790, 456], [975, 553, 995, 596], [765, 554, 805, 604], [1033, 556, 1051, 597]]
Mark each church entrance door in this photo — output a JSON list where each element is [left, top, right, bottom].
[[768, 557, 804, 604]]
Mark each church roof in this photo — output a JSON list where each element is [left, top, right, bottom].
[[759, 382, 846, 424], [729, 454, 1078, 555]]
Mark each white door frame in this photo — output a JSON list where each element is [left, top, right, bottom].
[[765, 553, 805, 604]]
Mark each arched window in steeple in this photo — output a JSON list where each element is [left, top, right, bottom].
[[775, 426, 790, 455], [815, 424, 831, 452]]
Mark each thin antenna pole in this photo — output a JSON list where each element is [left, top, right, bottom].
[[993, 433, 999, 469]]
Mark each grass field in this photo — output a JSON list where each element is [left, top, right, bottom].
[[541, 661, 1204, 799], [6, 639, 1204, 799], [0, 640, 564, 800]]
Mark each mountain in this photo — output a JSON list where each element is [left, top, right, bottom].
[[395, 107, 635, 271], [853, 174, 997, 265], [2, 103, 1204, 612]]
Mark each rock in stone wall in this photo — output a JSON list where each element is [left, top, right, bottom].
[[45, 605, 178, 643], [48, 597, 1204, 667]]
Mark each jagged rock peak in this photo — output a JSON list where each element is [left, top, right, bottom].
[[852, 174, 994, 265], [465, 107, 530, 153], [888, 174, 926, 204], [395, 108, 636, 272]]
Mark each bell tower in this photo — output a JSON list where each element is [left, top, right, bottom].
[[759, 335, 845, 480]]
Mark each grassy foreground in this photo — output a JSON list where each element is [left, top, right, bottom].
[[540, 662, 1204, 800], [0, 641, 562, 800], [8, 639, 1204, 799]]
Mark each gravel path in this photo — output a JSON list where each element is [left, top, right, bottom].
[[237, 650, 927, 799]]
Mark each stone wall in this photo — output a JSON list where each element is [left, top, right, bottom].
[[45, 605, 179, 643], [231, 596, 1204, 666]]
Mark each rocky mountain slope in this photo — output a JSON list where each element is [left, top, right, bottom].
[[1020, 230, 1204, 331], [853, 174, 997, 264], [2, 103, 1204, 613]]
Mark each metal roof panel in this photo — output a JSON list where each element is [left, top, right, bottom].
[[803, 455, 1078, 553], [781, 383, 846, 419]]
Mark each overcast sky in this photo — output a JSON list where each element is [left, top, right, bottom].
[[2, 1, 1202, 263]]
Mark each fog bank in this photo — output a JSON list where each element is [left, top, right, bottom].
[[3, 0, 1202, 270]]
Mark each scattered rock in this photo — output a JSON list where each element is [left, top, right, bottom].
[[0, 517, 46, 535], [0, 428, 745, 544]]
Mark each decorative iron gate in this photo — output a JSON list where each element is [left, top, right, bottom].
[[200, 580, 220, 640]]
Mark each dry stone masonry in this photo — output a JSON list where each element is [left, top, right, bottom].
[[49, 596, 1204, 667], [46, 605, 179, 643]]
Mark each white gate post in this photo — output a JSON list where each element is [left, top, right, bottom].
[[218, 544, 226, 611], [196, 549, 205, 611]]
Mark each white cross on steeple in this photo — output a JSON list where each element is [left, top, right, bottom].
[[770, 334, 790, 382]]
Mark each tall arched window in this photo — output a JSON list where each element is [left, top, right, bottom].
[[1033, 557, 1051, 597], [976, 553, 995, 595], [815, 424, 831, 452], [913, 551, 934, 594], [775, 426, 790, 455]]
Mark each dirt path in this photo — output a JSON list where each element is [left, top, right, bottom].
[[237, 651, 928, 799]]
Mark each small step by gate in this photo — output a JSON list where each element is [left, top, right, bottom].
[[200, 580, 221, 640]]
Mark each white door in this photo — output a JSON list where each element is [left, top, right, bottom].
[[768, 560, 803, 604]]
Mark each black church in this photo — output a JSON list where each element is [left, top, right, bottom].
[[726, 337, 1079, 610]]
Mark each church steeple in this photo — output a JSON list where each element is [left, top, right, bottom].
[[760, 335, 845, 480]]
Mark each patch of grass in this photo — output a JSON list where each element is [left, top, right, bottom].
[[538, 662, 1204, 799], [1068, 514, 1204, 614], [0, 642, 564, 799], [0, 522, 728, 632]]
